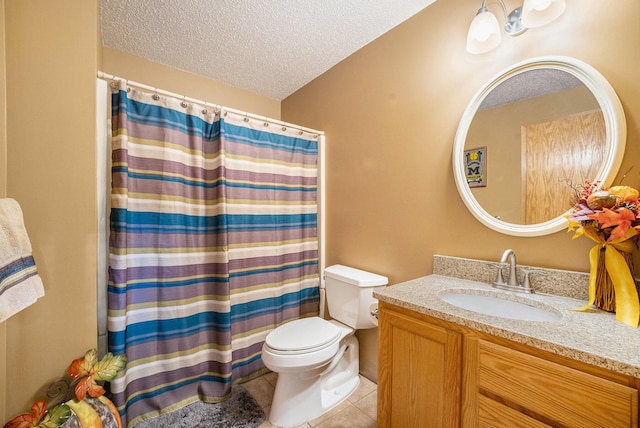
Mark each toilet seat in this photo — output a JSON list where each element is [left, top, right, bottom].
[[265, 317, 341, 355]]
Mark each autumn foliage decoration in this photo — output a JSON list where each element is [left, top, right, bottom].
[[66, 349, 126, 401], [4, 349, 126, 428], [568, 180, 640, 328], [2, 402, 70, 428]]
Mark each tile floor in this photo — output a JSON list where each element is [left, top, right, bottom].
[[242, 372, 377, 428]]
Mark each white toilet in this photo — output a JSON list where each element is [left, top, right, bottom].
[[261, 264, 388, 427]]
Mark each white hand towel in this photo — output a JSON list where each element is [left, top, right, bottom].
[[0, 198, 45, 323]]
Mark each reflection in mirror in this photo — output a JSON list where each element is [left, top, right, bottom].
[[453, 56, 626, 237], [465, 69, 604, 224]]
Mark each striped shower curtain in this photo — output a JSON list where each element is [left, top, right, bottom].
[[107, 82, 320, 427]]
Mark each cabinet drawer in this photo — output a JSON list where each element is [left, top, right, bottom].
[[478, 394, 550, 428], [478, 340, 638, 427]]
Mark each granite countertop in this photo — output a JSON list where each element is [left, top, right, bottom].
[[374, 274, 640, 378]]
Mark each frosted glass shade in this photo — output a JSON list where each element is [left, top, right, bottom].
[[521, 0, 566, 28], [466, 10, 502, 54]]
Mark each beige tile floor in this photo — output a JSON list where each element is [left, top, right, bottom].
[[242, 372, 377, 428]]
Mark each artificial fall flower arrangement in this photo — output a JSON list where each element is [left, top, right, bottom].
[[3, 349, 126, 428], [567, 180, 640, 327]]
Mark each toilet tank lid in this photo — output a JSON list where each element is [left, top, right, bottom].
[[324, 264, 388, 287]]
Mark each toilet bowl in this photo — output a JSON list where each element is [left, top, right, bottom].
[[261, 264, 388, 427]]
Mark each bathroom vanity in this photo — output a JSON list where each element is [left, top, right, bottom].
[[375, 257, 640, 428], [397, 54, 640, 427]]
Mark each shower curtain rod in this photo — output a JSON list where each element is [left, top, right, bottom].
[[97, 71, 324, 137]]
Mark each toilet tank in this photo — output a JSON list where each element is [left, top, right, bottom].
[[324, 264, 388, 329]]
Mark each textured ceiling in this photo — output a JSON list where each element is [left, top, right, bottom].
[[100, 0, 437, 100], [480, 69, 584, 110]]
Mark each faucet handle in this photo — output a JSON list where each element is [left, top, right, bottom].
[[518, 268, 545, 293], [520, 270, 531, 291], [492, 263, 505, 285]]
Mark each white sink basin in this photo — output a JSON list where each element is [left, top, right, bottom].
[[439, 292, 561, 322]]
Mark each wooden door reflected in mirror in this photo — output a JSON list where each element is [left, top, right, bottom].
[[523, 110, 605, 224]]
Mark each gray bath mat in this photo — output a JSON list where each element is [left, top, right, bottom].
[[134, 385, 265, 428]]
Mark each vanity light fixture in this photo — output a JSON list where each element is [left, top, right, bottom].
[[466, 0, 566, 54]]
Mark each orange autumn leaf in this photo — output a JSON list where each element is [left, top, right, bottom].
[[67, 349, 98, 380], [4, 401, 47, 428], [30, 403, 47, 422], [588, 207, 636, 241], [3, 417, 36, 428], [74, 375, 106, 400], [588, 207, 635, 228]]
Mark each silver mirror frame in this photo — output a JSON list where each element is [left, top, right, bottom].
[[453, 56, 626, 237]]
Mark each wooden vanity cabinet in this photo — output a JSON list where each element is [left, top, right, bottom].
[[378, 301, 640, 428], [378, 301, 463, 427]]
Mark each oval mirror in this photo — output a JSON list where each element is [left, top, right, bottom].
[[453, 56, 626, 236]]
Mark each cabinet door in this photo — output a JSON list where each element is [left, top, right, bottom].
[[378, 305, 462, 427], [476, 340, 638, 428]]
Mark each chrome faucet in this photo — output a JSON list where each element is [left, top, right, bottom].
[[501, 249, 518, 286], [493, 249, 533, 293]]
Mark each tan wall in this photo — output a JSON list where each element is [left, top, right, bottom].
[[282, 0, 640, 382], [2, 0, 99, 420], [0, 3, 285, 422], [101, 47, 281, 119], [0, 0, 6, 423], [0, 0, 5, 199]]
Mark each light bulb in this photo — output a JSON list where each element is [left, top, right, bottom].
[[466, 9, 502, 54], [521, 0, 566, 28], [531, 0, 552, 11]]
